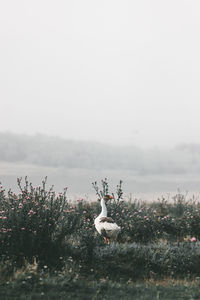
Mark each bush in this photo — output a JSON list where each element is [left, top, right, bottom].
[[0, 177, 77, 265]]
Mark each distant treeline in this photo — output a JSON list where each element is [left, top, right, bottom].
[[0, 132, 200, 175]]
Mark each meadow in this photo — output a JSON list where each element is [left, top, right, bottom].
[[1, 178, 200, 299]]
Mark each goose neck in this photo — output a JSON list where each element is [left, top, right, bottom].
[[100, 198, 107, 217]]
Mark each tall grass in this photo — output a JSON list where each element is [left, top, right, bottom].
[[1, 177, 200, 284]]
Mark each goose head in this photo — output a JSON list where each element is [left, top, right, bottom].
[[103, 194, 113, 202]]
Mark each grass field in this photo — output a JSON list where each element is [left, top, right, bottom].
[[1, 277, 200, 299], [1, 178, 200, 299]]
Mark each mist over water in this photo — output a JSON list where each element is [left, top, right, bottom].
[[0, 133, 200, 200]]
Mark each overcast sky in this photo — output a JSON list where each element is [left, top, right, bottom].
[[1, 0, 200, 148]]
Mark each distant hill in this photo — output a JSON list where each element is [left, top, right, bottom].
[[0, 132, 200, 175]]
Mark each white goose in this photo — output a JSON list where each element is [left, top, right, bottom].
[[94, 195, 121, 244]]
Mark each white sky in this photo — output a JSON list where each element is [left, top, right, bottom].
[[1, 0, 200, 148]]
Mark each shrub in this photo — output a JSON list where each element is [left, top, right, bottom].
[[0, 177, 77, 265]]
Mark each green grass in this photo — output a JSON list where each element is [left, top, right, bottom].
[[1, 275, 200, 300]]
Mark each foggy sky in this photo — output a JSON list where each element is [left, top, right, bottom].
[[1, 0, 200, 148]]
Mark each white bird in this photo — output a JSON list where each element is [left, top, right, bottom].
[[94, 195, 121, 244]]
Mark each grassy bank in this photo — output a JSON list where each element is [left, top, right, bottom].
[[1, 275, 200, 300]]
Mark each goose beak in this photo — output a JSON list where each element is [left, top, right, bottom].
[[103, 195, 114, 202]]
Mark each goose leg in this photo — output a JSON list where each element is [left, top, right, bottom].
[[107, 238, 111, 244], [103, 237, 111, 244]]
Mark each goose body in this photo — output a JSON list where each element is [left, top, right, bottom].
[[94, 195, 121, 243]]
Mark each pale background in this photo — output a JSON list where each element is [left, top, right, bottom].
[[1, 1, 200, 197]]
